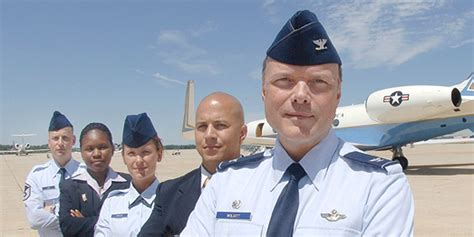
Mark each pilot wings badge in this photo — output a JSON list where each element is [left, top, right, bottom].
[[313, 39, 328, 51], [321, 209, 346, 222]]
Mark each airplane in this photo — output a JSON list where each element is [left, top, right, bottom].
[[0, 134, 49, 156], [182, 73, 474, 170]]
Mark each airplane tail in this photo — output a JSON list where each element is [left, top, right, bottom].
[[454, 72, 474, 133], [182, 80, 195, 140], [454, 72, 474, 97]]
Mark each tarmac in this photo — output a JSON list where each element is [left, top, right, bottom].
[[1, 143, 473, 236]]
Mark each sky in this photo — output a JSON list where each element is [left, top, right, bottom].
[[1, 0, 473, 146]]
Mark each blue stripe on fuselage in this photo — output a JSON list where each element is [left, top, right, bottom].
[[334, 115, 474, 150]]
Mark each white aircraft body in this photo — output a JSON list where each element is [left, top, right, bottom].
[[182, 73, 474, 169], [0, 134, 49, 156]]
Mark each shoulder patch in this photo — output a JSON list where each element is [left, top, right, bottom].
[[23, 184, 31, 201], [217, 152, 266, 172], [343, 152, 398, 171]]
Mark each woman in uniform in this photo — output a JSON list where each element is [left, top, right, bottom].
[[59, 122, 130, 237], [95, 113, 162, 236]]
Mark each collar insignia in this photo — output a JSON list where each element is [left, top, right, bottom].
[[321, 209, 346, 222], [313, 39, 328, 51], [369, 157, 385, 162], [232, 200, 242, 209]]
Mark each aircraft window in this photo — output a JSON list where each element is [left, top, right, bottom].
[[333, 119, 340, 127]]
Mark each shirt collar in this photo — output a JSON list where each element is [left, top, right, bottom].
[[271, 129, 341, 191], [73, 167, 127, 197], [128, 178, 159, 209], [200, 165, 213, 189], [51, 158, 82, 179]]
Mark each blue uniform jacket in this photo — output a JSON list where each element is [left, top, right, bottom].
[[139, 167, 201, 237], [59, 172, 130, 237]]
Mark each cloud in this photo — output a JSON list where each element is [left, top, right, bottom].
[[155, 28, 219, 75], [153, 72, 186, 86], [135, 69, 185, 88], [323, 1, 455, 68], [190, 21, 217, 37], [451, 38, 474, 49], [262, 1, 472, 69]]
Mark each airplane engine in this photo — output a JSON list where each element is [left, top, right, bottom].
[[14, 143, 21, 149], [25, 143, 30, 149], [366, 86, 461, 123], [246, 119, 276, 138]]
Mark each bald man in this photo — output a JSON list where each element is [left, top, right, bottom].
[[139, 92, 247, 237]]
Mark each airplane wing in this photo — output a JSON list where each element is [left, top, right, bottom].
[[26, 149, 50, 154], [0, 150, 19, 155]]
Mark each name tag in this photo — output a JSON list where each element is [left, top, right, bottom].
[[111, 213, 128, 219], [42, 186, 55, 190], [216, 212, 251, 220]]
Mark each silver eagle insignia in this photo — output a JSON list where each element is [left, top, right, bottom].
[[313, 39, 328, 51], [321, 209, 346, 222]]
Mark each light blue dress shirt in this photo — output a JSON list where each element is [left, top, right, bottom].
[[182, 130, 414, 236], [23, 158, 85, 237], [95, 178, 160, 237]]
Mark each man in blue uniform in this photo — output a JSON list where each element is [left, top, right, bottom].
[[23, 111, 85, 237], [138, 92, 247, 236], [182, 10, 414, 236]]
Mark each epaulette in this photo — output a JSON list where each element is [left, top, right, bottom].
[[106, 188, 128, 198], [217, 152, 267, 172], [342, 152, 398, 171], [32, 164, 49, 173]]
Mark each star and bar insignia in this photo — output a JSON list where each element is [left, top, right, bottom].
[[383, 91, 409, 107]]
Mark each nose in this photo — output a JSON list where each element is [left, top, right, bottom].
[[92, 148, 101, 158], [136, 155, 145, 165], [291, 81, 311, 104], [204, 125, 217, 140]]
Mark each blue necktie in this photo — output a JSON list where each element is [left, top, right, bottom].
[[59, 168, 66, 183], [267, 163, 307, 237]]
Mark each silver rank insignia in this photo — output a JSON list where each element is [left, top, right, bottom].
[[321, 209, 346, 222], [313, 39, 328, 51], [81, 193, 87, 202], [232, 200, 242, 209]]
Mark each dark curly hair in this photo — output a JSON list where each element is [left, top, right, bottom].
[[79, 122, 114, 148]]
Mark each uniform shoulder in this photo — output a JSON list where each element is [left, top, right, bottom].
[[217, 151, 268, 172], [118, 172, 132, 182], [106, 188, 129, 199], [342, 151, 400, 173], [30, 162, 50, 173], [163, 168, 198, 186]]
